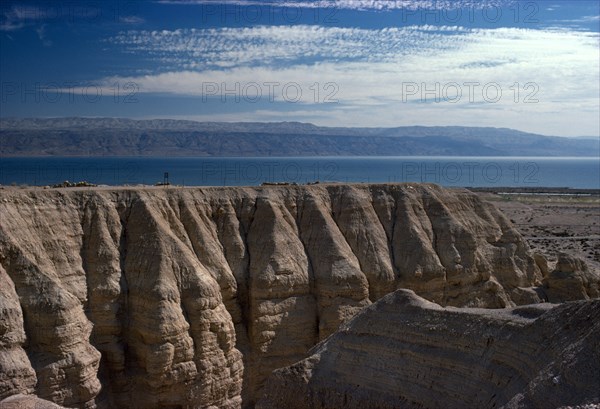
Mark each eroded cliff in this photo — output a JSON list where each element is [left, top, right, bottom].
[[257, 289, 600, 409], [0, 183, 583, 408]]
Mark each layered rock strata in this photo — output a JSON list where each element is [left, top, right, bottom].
[[0, 183, 589, 408], [258, 289, 600, 409]]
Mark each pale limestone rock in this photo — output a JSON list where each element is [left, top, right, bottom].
[[296, 189, 370, 339], [0, 267, 36, 400], [0, 183, 589, 408], [0, 394, 68, 408], [257, 290, 600, 409], [543, 253, 600, 302], [245, 197, 317, 404], [0, 195, 101, 408], [533, 252, 550, 276]]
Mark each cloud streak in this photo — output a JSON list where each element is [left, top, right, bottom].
[[0, 5, 47, 31], [98, 23, 599, 136], [109, 25, 472, 70], [157, 0, 516, 11], [107, 25, 599, 87], [0, 3, 146, 32]]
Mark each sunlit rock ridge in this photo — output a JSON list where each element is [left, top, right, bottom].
[[0, 183, 597, 408]]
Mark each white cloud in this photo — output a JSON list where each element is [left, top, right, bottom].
[[0, 6, 55, 42], [108, 25, 477, 70], [0, 4, 145, 32], [0, 21, 24, 31], [156, 0, 515, 11], [0, 5, 48, 31], [556, 15, 600, 23], [35, 24, 52, 46], [119, 16, 146, 25], [99, 24, 599, 136]]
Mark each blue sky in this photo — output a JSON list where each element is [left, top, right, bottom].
[[1, 0, 599, 136]]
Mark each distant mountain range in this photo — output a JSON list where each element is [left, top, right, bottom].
[[1, 117, 598, 157]]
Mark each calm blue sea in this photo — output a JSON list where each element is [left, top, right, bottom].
[[0, 157, 599, 189]]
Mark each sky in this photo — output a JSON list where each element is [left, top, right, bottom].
[[0, 0, 599, 137]]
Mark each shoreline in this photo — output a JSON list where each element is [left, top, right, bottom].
[[1, 183, 599, 194]]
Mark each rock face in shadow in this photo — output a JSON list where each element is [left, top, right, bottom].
[[257, 290, 600, 409], [0, 183, 585, 408], [0, 266, 36, 400]]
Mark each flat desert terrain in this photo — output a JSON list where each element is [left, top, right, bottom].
[[475, 189, 600, 273]]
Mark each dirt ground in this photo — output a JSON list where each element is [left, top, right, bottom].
[[476, 191, 600, 273]]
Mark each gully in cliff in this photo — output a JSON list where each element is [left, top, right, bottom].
[[1, 184, 598, 409]]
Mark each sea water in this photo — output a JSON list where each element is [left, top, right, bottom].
[[1, 156, 598, 189]]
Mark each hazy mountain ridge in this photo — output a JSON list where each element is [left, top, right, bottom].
[[1, 118, 598, 157]]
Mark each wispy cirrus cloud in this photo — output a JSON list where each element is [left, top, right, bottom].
[[556, 15, 600, 23], [107, 24, 599, 79], [35, 24, 52, 46], [100, 25, 599, 106], [156, 0, 516, 11], [0, 3, 145, 32], [108, 25, 471, 70], [119, 16, 146, 25], [96, 23, 599, 136], [0, 5, 47, 31]]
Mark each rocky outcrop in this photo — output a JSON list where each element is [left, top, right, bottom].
[[0, 266, 36, 400], [0, 183, 577, 408], [0, 394, 68, 408], [543, 253, 600, 302], [258, 290, 600, 409]]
